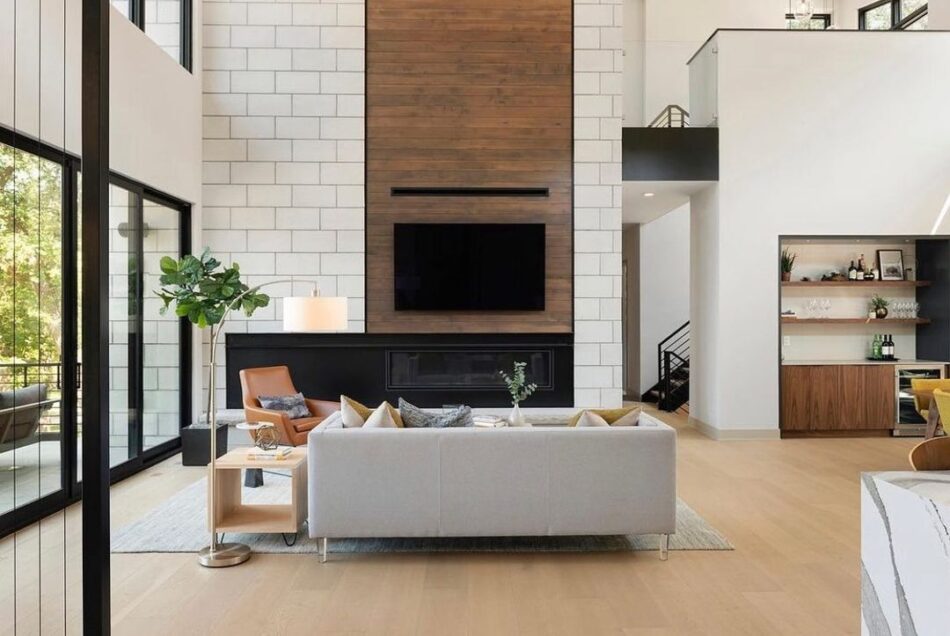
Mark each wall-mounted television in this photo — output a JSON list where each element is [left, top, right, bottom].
[[394, 223, 545, 311]]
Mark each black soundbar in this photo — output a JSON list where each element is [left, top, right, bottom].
[[390, 187, 549, 198]]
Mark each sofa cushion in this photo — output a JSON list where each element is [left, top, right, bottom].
[[610, 407, 641, 426], [568, 406, 640, 427], [341, 395, 404, 428], [258, 392, 310, 419], [364, 402, 399, 428], [399, 399, 474, 428], [575, 411, 609, 427]]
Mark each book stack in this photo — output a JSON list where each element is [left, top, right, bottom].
[[473, 415, 506, 428], [246, 447, 293, 461]]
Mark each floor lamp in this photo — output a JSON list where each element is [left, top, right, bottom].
[[199, 283, 347, 568]]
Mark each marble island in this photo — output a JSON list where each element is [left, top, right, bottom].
[[862, 471, 950, 635]]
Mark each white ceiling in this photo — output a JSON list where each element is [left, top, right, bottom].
[[622, 181, 714, 225]]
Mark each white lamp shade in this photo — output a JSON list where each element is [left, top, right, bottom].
[[282, 296, 348, 332]]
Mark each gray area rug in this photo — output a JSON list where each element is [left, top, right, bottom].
[[112, 473, 733, 554]]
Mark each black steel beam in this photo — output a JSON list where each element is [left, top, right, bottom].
[[622, 127, 719, 182], [81, 0, 111, 630]]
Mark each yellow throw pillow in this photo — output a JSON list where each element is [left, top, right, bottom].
[[340, 395, 404, 428], [568, 406, 640, 427]]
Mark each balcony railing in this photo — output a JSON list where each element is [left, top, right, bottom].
[[649, 105, 690, 128], [0, 362, 81, 433]]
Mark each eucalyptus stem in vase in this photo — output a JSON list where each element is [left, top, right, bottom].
[[499, 361, 538, 427]]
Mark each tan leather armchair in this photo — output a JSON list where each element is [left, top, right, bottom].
[[239, 366, 339, 446]]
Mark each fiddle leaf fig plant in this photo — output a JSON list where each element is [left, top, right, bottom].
[[156, 248, 271, 421], [156, 248, 270, 328]]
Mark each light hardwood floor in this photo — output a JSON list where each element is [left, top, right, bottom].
[[1, 408, 917, 635]]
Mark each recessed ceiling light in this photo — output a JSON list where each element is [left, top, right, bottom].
[[643, 192, 655, 198]]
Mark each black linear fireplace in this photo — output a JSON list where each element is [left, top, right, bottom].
[[225, 333, 573, 408]]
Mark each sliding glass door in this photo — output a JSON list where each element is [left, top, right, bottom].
[[0, 140, 66, 520], [0, 126, 191, 536]]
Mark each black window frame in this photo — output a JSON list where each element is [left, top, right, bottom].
[[127, 0, 193, 72], [785, 13, 832, 29], [859, 0, 928, 30], [0, 124, 193, 538]]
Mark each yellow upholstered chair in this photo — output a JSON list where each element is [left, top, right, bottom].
[[911, 379, 950, 438]]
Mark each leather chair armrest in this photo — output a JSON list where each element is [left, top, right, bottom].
[[305, 398, 341, 418], [244, 406, 295, 443]]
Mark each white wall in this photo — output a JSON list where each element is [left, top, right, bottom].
[[0, 2, 201, 204], [929, 0, 950, 28], [639, 203, 690, 393], [200, 0, 367, 407], [622, 0, 784, 125], [689, 30, 950, 434]]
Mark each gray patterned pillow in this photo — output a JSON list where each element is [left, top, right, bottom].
[[258, 392, 310, 419], [398, 399, 474, 428]]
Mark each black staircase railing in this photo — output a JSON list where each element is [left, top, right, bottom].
[[655, 321, 690, 412], [649, 105, 690, 128]]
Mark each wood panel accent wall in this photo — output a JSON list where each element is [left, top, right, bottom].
[[365, 0, 573, 333]]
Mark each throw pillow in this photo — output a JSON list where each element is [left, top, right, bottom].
[[340, 395, 404, 428], [258, 393, 310, 419], [398, 398, 474, 428], [568, 406, 640, 427], [575, 410, 610, 427], [364, 402, 399, 428], [610, 407, 641, 427]]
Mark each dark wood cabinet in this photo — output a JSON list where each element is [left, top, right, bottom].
[[780, 364, 895, 437]]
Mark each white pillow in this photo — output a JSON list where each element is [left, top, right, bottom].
[[340, 397, 367, 428], [363, 402, 398, 428], [321, 410, 344, 429], [576, 411, 610, 427], [610, 407, 641, 427]]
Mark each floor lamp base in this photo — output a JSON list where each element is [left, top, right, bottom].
[[198, 542, 251, 568]]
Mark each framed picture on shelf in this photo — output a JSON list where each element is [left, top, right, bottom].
[[877, 249, 905, 281]]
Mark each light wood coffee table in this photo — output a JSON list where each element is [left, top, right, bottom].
[[208, 447, 308, 543]]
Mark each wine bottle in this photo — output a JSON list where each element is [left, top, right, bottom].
[[858, 254, 865, 273], [885, 335, 894, 360], [873, 334, 882, 360], [849, 261, 857, 281]]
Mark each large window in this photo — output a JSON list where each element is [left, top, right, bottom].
[[0, 126, 191, 537], [786, 13, 831, 29], [859, 0, 929, 30], [111, 0, 192, 70]]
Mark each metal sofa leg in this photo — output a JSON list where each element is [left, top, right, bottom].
[[659, 534, 670, 561], [320, 537, 328, 563]]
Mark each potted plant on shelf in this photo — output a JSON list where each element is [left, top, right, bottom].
[[869, 295, 890, 320], [781, 248, 797, 282], [499, 361, 538, 427]]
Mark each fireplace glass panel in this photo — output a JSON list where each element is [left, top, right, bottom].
[[388, 350, 552, 389]]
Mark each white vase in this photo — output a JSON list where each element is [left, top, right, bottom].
[[509, 403, 526, 427]]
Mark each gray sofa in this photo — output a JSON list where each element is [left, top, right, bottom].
[[307, 411, 676, 561]]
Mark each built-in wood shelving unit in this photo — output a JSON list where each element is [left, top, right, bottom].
[[781, 280, 930, 288], [781, 317, 931, 325]]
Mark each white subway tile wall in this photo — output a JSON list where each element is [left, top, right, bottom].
[[201, 0, 622, 409], [201, 0, 366, 407], [574, 0, 623, 408]]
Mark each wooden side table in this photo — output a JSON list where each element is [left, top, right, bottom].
[[209, 447, 308, 543]]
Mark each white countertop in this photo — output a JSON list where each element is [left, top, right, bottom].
[[868, 471, 950, 509], [782, 359, 948, 366]]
